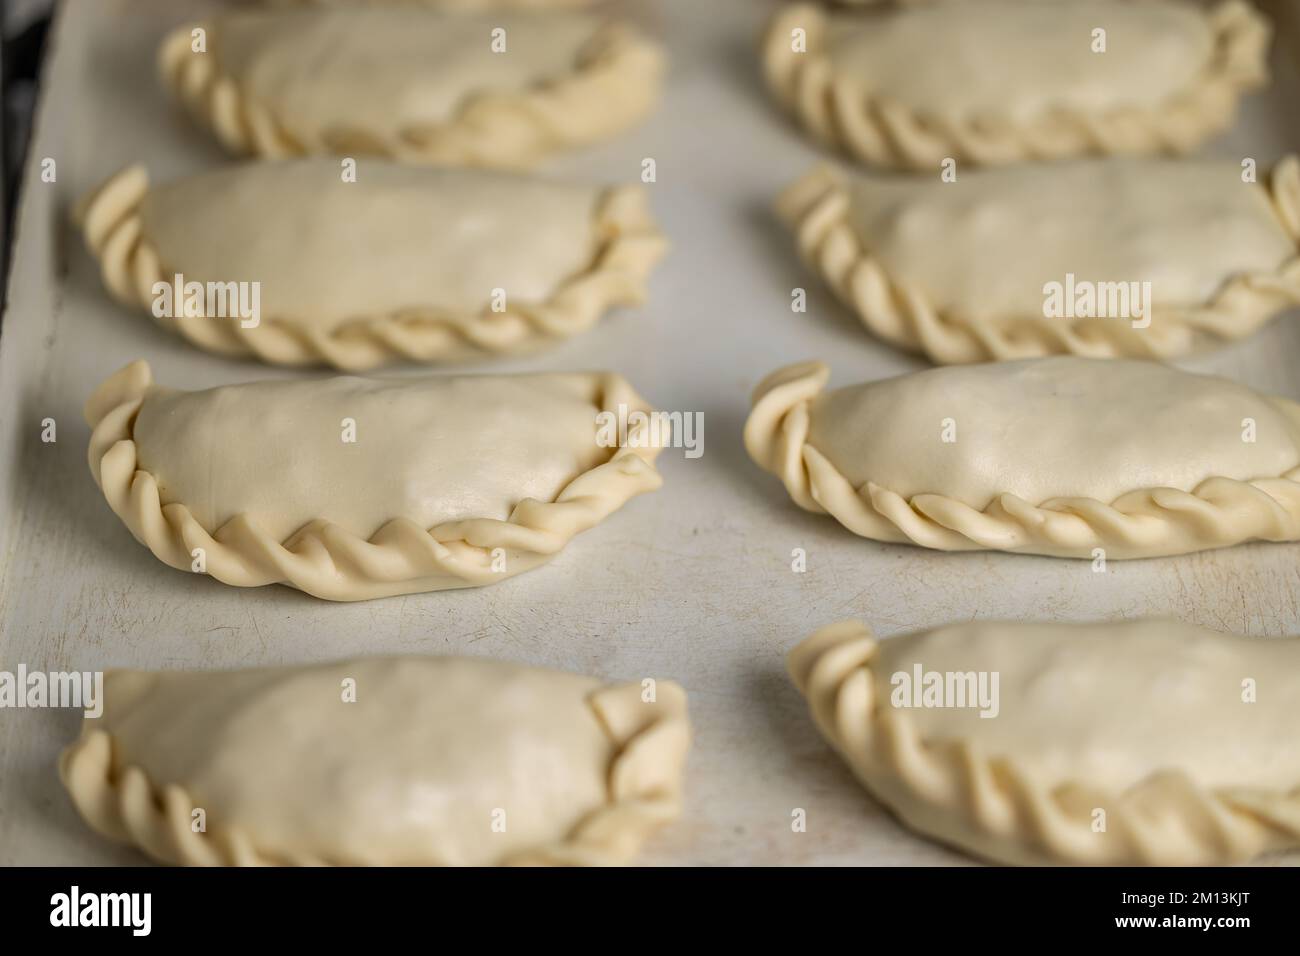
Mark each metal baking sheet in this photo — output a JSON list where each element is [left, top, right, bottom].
[[2, 0, 1299, 866]]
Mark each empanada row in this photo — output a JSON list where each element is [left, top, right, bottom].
[[790, 618, 1300, 866], [162, 7, 662, 167], [61, 654, 691, 866], [746, 357, 1300, 559], [78, 160, 666, 369], [778, 156, 1300, 363], [87, 354, 1300, 603], [763, 0, 1270, 170], [86, 361, 663, 601], [60, 616, 1300, 867]]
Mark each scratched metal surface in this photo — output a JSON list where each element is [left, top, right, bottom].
[[1, 0, 1298, 866]]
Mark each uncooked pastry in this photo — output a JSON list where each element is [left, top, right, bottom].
[[77, 159, 665, 369], [778, 156, 1300, 363], [744, 357, 1300, 558], [160, 7, 662, 166], [85, 360, 664, 600], [790, 617, 1300, 866], [762, 0, 1270, 169], [61, 655, 690, 865]]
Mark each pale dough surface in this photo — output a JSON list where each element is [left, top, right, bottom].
[[133, 373, 608, 540], [825, 0, 1212, 123], [137, 160, 599, 330], [95, 657, 610, 865], [806, 357, 1300, 507], [847, 159, 1295, 320], [214, 8, 598, 138], [872, 619, 1298, 791]]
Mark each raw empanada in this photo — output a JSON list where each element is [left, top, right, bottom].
[[85, 361, 663, 601], [778, 157, 1300, 363], [60, 655, 690, 866], [762, 0, 1270, 169], [77, 159, 665, 369], [745, 357, 1300, 559], [790, 618, 1300, 866], [160, 7, 662, 166]]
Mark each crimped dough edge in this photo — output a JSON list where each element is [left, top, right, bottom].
[[761, 0, 1271, 170], [76, 165, 668, 370], [84, 360, 665, 600], [743, 360, 1300, 559], [159, 15, 663, 168], [58, 668, 691, 866], [775, 156, 1300, 363], [788, 619, 1300, 866]]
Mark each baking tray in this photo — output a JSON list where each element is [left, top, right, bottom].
[[2, 0, 1299, 866]]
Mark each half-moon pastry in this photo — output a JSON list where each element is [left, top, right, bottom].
[[86, 361, 664, 600], [61, 655, 690, 865], [777, 157, 1300, 362], [78, 160, 665, 369], [790, 618, 1300, 865], [745, 357, 1300, 558], [161, 7, 662, 166], [762, 0, 1269, 169]]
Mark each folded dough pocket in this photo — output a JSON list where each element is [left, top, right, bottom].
[[762, 0, 1269, 169], [777, 156, 1300, 363], [744, 357, 1300, 559], [77, 159, 666, 369], [60, 656, 691, 866], [790, 618, 1300, 866], [85, 361, 664, 601], [160, 7, 664, 166]]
